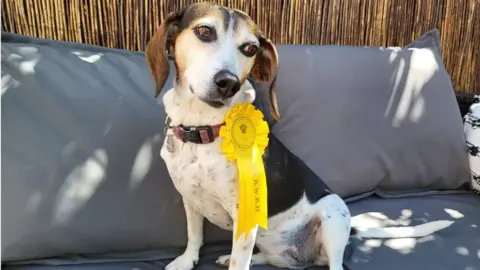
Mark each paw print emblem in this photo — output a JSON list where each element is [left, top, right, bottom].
[[240, 124, 247, 133]]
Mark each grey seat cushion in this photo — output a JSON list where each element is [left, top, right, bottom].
[[4, 193, 480, 270]]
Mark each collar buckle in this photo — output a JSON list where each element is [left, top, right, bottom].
[[164, 115, 172, 135]]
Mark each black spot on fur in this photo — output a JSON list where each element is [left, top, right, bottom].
[[260, 133, 332, 218], [221, 8, 230, 31]]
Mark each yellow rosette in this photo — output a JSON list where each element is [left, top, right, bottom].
[[220, 103, 269, 242]]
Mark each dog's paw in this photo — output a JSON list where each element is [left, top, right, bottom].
[[166, 253, 199, 270], [215, 253, 267, 267], [215, 254, 230, 267]]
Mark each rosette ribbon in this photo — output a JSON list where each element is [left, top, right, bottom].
[[220, 103, 269, 242]]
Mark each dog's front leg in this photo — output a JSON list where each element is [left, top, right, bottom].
[[216, 206, 239, 268], [216, 205, 266, 269], [228, 224, 259, 270], [166, 199, 204, 270]]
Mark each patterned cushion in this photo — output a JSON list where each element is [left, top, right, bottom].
[[464, 97, 480, 194]]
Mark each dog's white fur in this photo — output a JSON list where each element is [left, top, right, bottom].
[[148, 4, 455, 270]]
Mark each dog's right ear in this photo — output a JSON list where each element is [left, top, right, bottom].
[[145, 10, 184, 98]]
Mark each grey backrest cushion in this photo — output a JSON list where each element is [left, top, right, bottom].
[[1, 29, 469, 262], [270, 29, 470, 198]]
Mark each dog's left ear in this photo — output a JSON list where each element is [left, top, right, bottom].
[[145, 10, 184, 98], [252, 36, 280, 121]]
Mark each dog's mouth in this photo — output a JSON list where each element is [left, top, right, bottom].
[[190, 85, 227, 108], [203, 100, 225, 108]]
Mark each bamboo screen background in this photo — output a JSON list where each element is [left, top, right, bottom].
[[2, 0, 479, 93]]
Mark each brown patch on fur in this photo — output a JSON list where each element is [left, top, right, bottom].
[[232, 9, 256, 33], [181, 2, 226, 28], [145, 10, 184, 98], [230, 259, 237, 267], [172, 30, 190, 84], [239, 72, 251, 85], [251, 35, 280, 121]]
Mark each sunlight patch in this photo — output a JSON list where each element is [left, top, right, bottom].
[[71, 51, 104, 63], [129, 135, 161, 190], [364, 239, 382, 248], [444, 208, 464, 219], [53, 149, 108, 225], [456, 246, 469, 256], [26, 191, 43, 212], [1, 73, 20, 95], [18, 58, 39, 75], [384, 238, 416, 254]]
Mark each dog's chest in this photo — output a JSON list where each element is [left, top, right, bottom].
[[161, 133, 237, 230]]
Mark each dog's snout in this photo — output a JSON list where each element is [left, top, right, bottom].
[[214, 70, 240, 98]]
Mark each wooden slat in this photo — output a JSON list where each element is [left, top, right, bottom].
[[1, 0, 479, 94]]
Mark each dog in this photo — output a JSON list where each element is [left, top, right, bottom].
[[145, 3, 454, 270]]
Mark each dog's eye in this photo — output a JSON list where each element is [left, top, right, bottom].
[[240, 44, 258, 57], [194, 26, 215, 42]]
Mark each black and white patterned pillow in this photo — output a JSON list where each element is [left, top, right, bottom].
[[464, 95, 480, 194]]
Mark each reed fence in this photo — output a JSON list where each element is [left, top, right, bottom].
[[2, 0, 479, 93]]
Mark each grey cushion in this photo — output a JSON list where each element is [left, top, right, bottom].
[[4, 193, 480, 269], [271, 29, 470, 197]]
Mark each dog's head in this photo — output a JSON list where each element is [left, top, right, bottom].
[[145, 2, 279, 120]]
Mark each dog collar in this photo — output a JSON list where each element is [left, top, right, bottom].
[[165, 116, 224, 144]]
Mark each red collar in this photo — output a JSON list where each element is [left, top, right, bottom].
[[165, 116, 224, 144]]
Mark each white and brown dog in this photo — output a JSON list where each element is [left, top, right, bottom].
[[145, 3, 454, 270]]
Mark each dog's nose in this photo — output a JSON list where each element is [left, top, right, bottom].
[[214, 70, 240, 98]]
